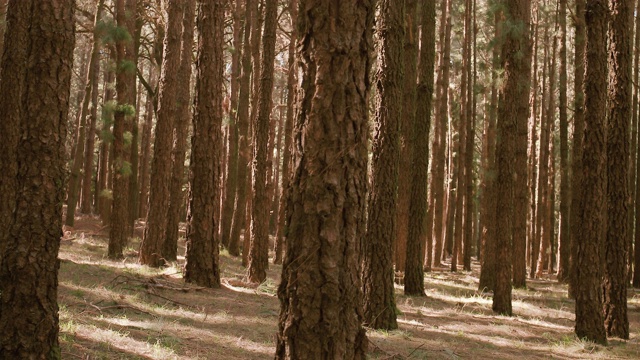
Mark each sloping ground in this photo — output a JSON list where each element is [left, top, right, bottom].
[[58, 216, 640, 359]]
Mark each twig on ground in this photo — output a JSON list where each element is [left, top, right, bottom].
[[406, 343, 425, 358]]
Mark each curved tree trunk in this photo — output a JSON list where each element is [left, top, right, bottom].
[[275, 1, 372, 357], [0, 1, 74, 357], [184, 0, 224, 288], [361, 0, 404, 331]]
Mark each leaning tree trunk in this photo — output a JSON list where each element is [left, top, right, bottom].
[[275, 1, 372, 358], [604, 0, 631, 340], [0, 1, 74, 358], [574, 0, 608, 345], [404, 0, 435, 296], [184, 0, 224, 288], [361, 0, 403, 331]]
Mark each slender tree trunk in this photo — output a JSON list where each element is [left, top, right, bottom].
[[630, 0, 640, 288], [164, 0, 196, 262], [274, 0, 297, 265], [430, 0, 453, 268], [527, 0, 540, 276], [221, 0, 244, 248], [275, 1, 372, 357], [138, 64, 156, 219], [493, 0, 531, 316], [248, 0, 278, 284], [604, 0, 631, 340], [362, 0, 403, 330], [184, 0, 224, 288], [395, 0, 418, 274], [463, 0, 475, 272], [229, 0, 254, 257], [405, 0, 435, 296], [556, 0, 570, 282], [478, 7, 501, 292], [0, 1, 74, 357], [109, 0, 137, 259], [574, 0, 608, 345], [97, 59, 115, 222], [452, 64, 467, 273], [568, 0, 586, 299]]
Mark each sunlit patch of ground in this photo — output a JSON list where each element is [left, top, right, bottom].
[[59, 216, 640, 359]]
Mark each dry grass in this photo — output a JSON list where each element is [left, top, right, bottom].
[[59, 216, 640, 359]]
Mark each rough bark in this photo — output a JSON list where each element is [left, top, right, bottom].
[[574, 0, 607, 345], [141, 0, 185, 267], [109, 0, 137, 259], [404, 0, 435, 296], [274, 1, 372, 357], [631, 0, 640, 288], [463, 0, 475, 272], [361, 0, 403, 330], [0, 0, 6, 65], [164, 0, 196, 262], [604, 0, 631, 340], [247, 0, 278, 284], [0, 1, 74, 357], [184, 0, 224, 288], [493, 0, 531, 316]]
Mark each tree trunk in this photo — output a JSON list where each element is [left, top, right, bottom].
[[404, 0, 435, 296], [109, 0, 137, 259], [164, 0, 196, 262], [0, 0, 7, 65], [631, 0, 640, 289], [556, 0, 571, 282], [395, 0, 418, 275], [138, 64, 156, 220], [568, 0, 586, 299], [97, 59, 115, 222], [574, 0, 607, 345], [493, 0, 531, 316], [430, 0, 453, 268], [229, 0, 254, 258], [248, 0, 278, 284], [274, 1, 372, 357], [274, 0, 297, 265], [463, 0, 475, 272], [141, 0, 185, 267], [0, 1, 74, 357], [361, 0, 403, 330], [184, 0, 224, 288], [221, 0, 244, 248], [604, 0, 631, 340]]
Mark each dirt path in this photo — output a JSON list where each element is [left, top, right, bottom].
[[58, 216, 640, 359]]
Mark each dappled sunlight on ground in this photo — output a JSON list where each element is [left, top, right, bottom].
[[58, 216, 640, 359]]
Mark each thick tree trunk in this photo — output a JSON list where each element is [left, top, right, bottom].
[[109, 0, 137, 259], [574, 0, 607, 345], [631, 0, 640, 289], [604, 0, 631, 340], [0, 1, 74, 357], [184, 0, 224, 288], [141, 0, 185, 267], [404, 0, 435, 296], [164, 0, 196, 262], [248, 0, 278, 284], [493, 0, 531, 316], [275, 2, 371, 357], [361, 0, 403, 330]]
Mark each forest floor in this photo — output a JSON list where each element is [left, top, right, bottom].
[[58, 216, 640, 359]]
